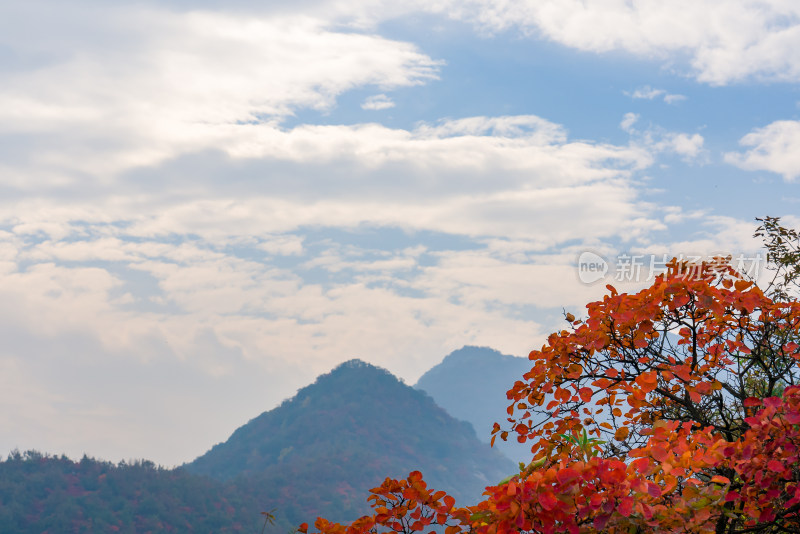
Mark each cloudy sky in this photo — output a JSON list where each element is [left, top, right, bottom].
[[2, 0, 800, 466]]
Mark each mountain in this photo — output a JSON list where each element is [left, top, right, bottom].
[[1, 358, 517, 532], [185, 359, 515, 527], [414, 346, 538, 464]]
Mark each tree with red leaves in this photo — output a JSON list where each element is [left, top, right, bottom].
[[302, 221, 800, 534]]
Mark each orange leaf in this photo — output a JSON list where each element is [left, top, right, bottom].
[[734, 280, 751, 291], [507, 480, 517, 496], [635, 371, 658, 393]]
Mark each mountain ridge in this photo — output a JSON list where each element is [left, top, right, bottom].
[[414, 346, 537, 463], [1, 350, 526, 531], [185, 358, 515, 525]]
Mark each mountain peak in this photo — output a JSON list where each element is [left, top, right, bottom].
[[326, 358, 395, 380], [333, 358, 375, 369], [293, 358, 404, 403], [185, 356, 513, 525], [415, 346, 534, 463], [440, 346, 515, 364]]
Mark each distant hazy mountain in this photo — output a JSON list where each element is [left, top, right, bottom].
[[186, 359, 515, 526], [414, 346, 538, 464]]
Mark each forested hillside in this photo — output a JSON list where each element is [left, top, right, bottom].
[[186, 359, 514, 526], [0, 451, 261, 533]]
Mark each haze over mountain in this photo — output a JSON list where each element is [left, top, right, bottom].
[[185, 359, 515, 526], [415, 346, 539, 464], [2, 351, 529, 531]]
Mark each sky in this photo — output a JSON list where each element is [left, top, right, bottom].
[[2, 0, 800, 467]]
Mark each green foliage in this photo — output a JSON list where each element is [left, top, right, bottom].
[[0, 450, 262, 533], [755, 215, 800, 300], [557, 428, 606, 459]]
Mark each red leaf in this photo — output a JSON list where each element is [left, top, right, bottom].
[[759, 507, 776, 523], [767, 460, 785, 473], [578, 387, 593, 403], [538, 491, 559, 511], [617, 497, 634, 517], [556, 467, 579, 486], [631, 457, 651, 474], [593, 514, 611, 529], [650, 445, 668, 462]]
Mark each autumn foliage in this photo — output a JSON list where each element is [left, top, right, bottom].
[[304, 252, 800, 533]]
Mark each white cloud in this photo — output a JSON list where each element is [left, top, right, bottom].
[[626, 86, 687, 104], [362, 94, 396, 110], [725, 120, 800, 181], [7, 0, 797, 115], [635, 215, 763, 258], [663, 93, 687, 105], [629, 86, 665, 100], [660, 132, 705, 159], [0, 114, 653, 242], [10, 1, 796, 93], [0, 5, 441, 177], [620, 113, 705, 162], [430, 0, 800, 85], [257, 235, 305, 256], [620, 112, 639, 133]]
